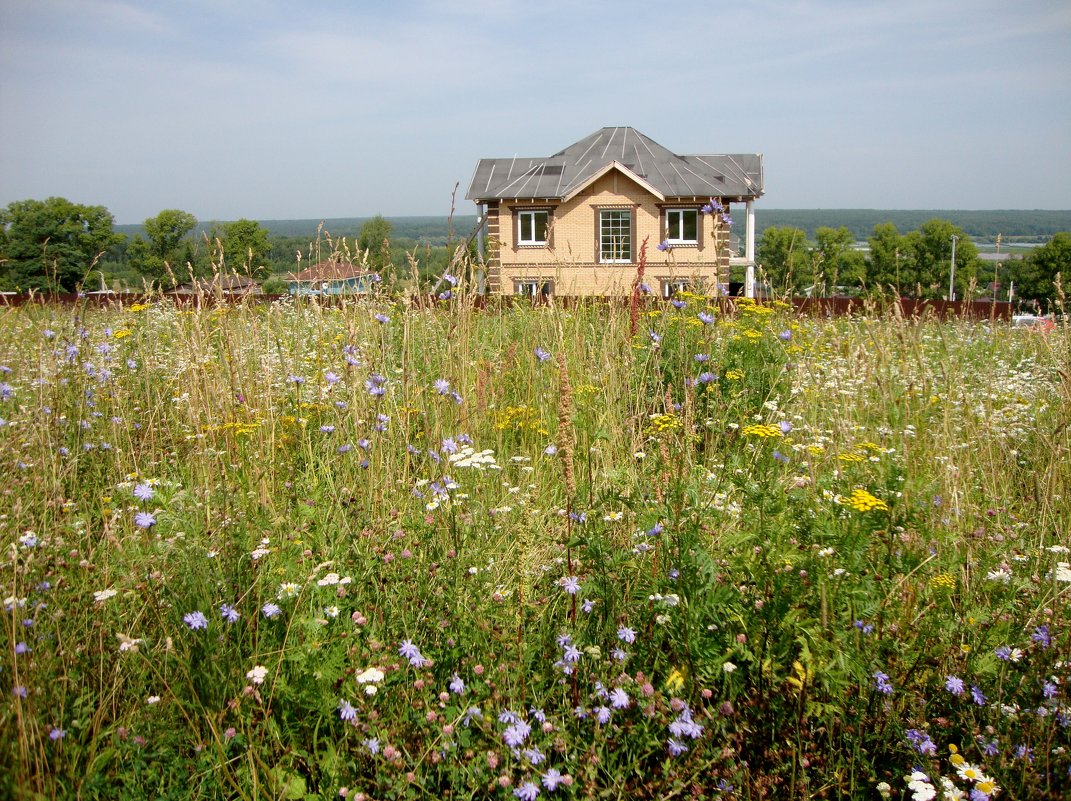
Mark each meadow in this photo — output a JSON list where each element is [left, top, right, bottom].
[[1, 287, 1068, 800]]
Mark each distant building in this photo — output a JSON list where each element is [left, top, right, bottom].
[[288, 260, 377, 296], [466, 127, 764, 297]]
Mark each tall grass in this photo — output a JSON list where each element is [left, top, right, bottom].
[[1, 286, 1068, 800]]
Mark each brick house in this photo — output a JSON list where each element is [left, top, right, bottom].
[[466, 127, 764, 297], [287, 259, 377, 296]]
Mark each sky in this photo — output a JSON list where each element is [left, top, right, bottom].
[[1, 0, 1069, 224]]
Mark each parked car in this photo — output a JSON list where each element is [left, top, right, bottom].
[[1011, 314, 1055, 332]]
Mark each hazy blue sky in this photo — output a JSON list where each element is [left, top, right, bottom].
[[1, 0, 1068, 223]]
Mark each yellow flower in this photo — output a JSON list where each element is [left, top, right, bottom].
[[129, 303, 151, 313], [841, 488, 889, 512], [112, 328, 132, 339], [742, 423, 782, 439], [646, 413, 683, 436], [725, 369, 744, 381], [665, 668, 685, 692], [932, 572, 956, 590]]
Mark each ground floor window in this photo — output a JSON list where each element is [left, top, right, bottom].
[[661, 279, 691, 298], [515, 280, 553, 297]]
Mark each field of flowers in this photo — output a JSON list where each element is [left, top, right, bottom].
[[1, 290, 1068, 800]]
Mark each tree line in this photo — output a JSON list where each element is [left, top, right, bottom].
[[2, 197, 1068, 305], [755, 221, 1069, 305], [0, 198, 459, 293]]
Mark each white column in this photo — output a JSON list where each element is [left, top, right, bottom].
[[745, 199, 756, 298]]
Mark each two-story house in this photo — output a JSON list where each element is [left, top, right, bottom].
[[466, 127, 763, 297]]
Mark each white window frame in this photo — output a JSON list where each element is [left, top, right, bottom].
[[665, 208, 699, 244], [661, 279, 691, 298], [599, 209, 632, 264], [515, 280, 540, 297], [517, 210, 549, 246]]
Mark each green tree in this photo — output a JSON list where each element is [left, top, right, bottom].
[[128, 208, 198, 284], [908, 219, 978, 299], [358, 215, 392, 272], [0, 197, 123, 291], [1008, 232, 1070, 306], [221, 219, 271, 277], [812, 226, 866, 291], [866, 222, 915, 294], [757, 226, 811, 293]]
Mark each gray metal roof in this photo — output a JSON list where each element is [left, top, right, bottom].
[[466, 127, 763, 203]]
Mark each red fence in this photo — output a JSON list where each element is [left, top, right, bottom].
[[0, 291, 1016, 321]]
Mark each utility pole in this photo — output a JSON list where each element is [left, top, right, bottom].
[[994, 233, 1002, 301], [949, 234, 958, 302]]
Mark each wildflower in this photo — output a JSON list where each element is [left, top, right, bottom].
[[93, 588, 118, 604], [873, 671, 893, 695], [667, 737, 688, 756], [277, 582, 301, 599], [581, 599, 595, 614], [522, 746, 545, 765], [183, 611, 208, 630], [49, 727, 66, 741], [698, 371, 717, 384], [218, 604, 239, 624], [723, 661, 737, 673], [697, 312, 714, 325], [563, 644, 581, 664], [946, 675, 966, 696], [262, 602, 282, 619], [134, 511, 156, 529], [503, 720, 531, 748], [363, 737, 380, 755], [560, 575, 581, 595], [656, 240, 670, 252], [133, 483, 154, 501], [246, 665, 267, 685], [595, 706, 612, 724], [1032, 625, 1052, 648], [374, 313, 389, 324], [399, 639, 426, 667], [779, 329, 792, 341], [534, 347, 551, 363], [513, 782, 540, 801], [449, 673, 466, 694], [618, 626, 636, 644], [971, 685, 987, 706], [610, 688, 630, 709], [338, 700, 357, 722], [541, 768, 563, 791], [434, 379, 450, 395], [1043, 680, 1058, 699], [15, 642, 29, 654]]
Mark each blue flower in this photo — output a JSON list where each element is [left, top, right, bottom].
[[374, 313, 389, 324], [434, 379, 450, 395], [134, 511, 156, 529], [338, 700, 357, 721], [534, 347, 551, 363], [513, 781, 540, 801], [399, 639, 426, 667], [133, 483, 154, 501], [697, 312, 714, 325], [971, 685, 987, 706], [656, 241, 670, 252], [449, 673, 466, 694], [220, 604, 240, 624], [541, 768, 563, 791], [561, 575, 581, 595], [609, 688, 630, 709], [183, 611, 208, 630], [262, 602, 282, 619], [617, 626, 636, 644], [872, 671, 893, 695], [945, 675, 965, 696], [667, 737, 688, 756]]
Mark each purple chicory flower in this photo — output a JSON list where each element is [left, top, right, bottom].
[[945, 675, 965, 696], [697, 312, 714, 325], [534, 347, 551, 363], [541, 768, 563, 791], [872, 671, 893, 695], [183, 611, 208, 630], [618, 626, 636, 644], [561, 575, 581, 595], [399, 639, 426, 667], [134, 511, 156, 529], [133, 483, 154, 501], [513, 781, 540, 801], [656, 241, 670, 252], [433, 379, 450, 395], [220, 604, 240, 624], [338, 700, 357, 721], [610, 688, 630, 710], [971, 685, 987, 706]]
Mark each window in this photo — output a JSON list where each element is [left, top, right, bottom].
[[661, 279, 691, 298], [515, 280, 553, 297], [599, 209, 632, 263], [517, 210, 549, 245], [665, 209, 698, 244]]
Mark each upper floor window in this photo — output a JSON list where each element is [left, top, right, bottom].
[[665, 209, 699, 244], [599, 209, 632, 263], [517, 210, 549, 245]]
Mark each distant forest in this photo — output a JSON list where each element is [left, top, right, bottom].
[[115, 209, 1070, 247]]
